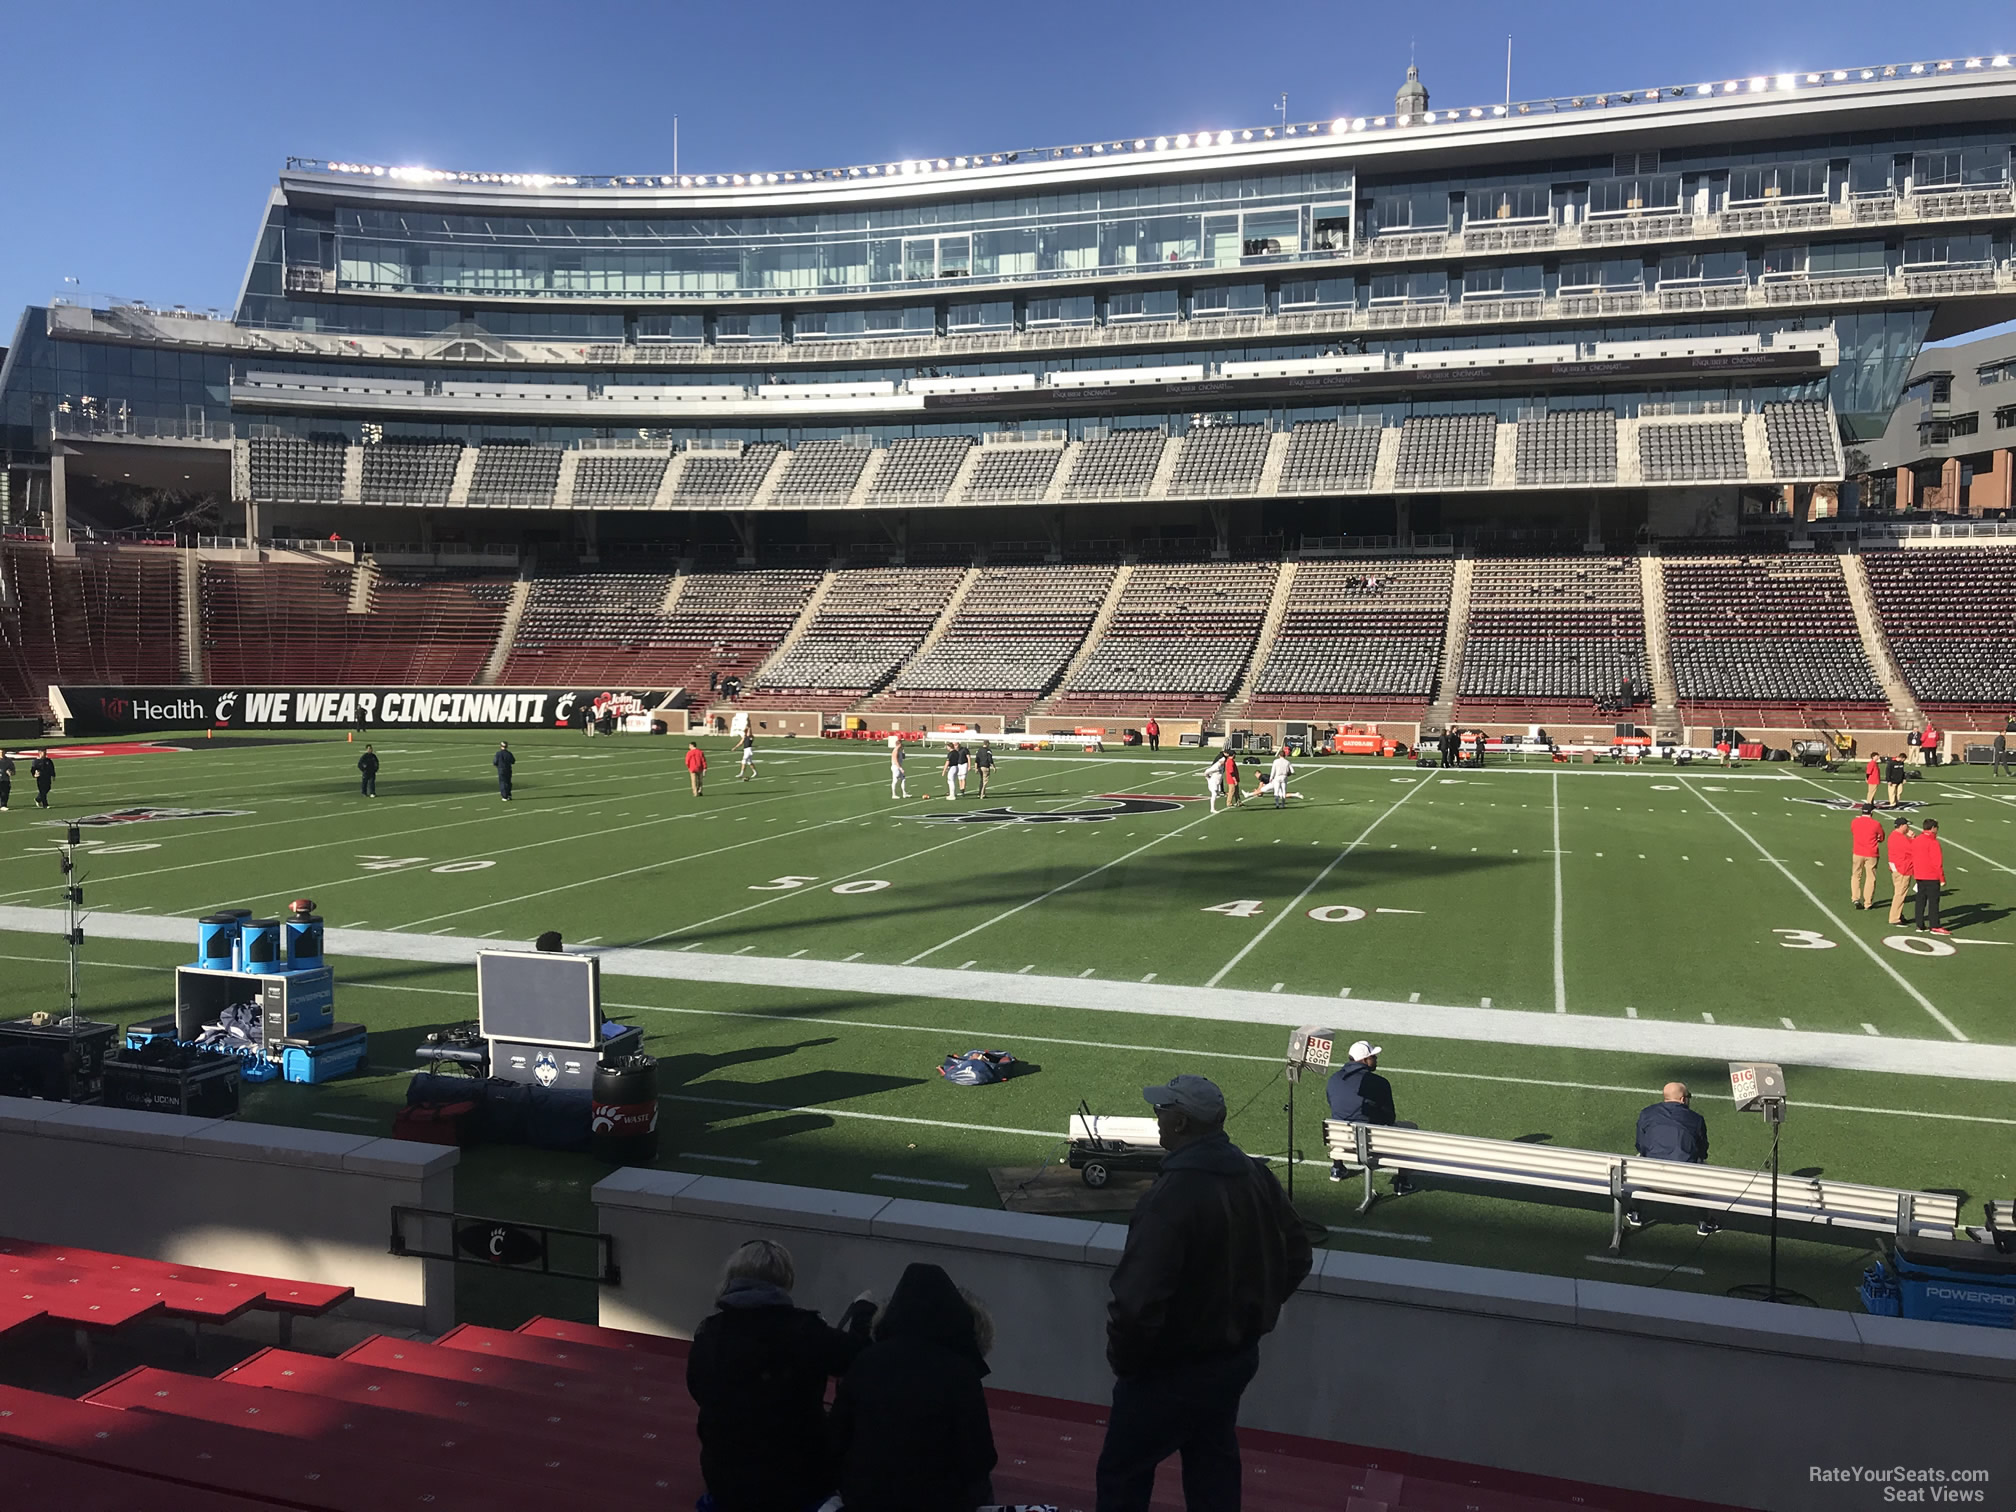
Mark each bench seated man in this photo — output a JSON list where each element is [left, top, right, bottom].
[[1326, 1041, 1416, 1194]]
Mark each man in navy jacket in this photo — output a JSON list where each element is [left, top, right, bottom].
[[1632, 1082, 1716, 1235], [1326, 1042, 1414, 1192]]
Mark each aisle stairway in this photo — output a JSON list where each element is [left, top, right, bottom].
[[1421, 556, 1474, 731]]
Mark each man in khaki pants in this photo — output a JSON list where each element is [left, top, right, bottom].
[[1850, 804, 1883, 910], [1886, 817, 1917, 926]]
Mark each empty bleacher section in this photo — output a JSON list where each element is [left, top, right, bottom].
[[1665, 555, 1886, 722], [201, 563, 512, 685], [1167, 423, 1270, 496], [467, 445, 564, 508], [1862, 547, 2016, 715], [359, 441, 462, 506], [671, 442, 781, 505], [1514, 411, 1617, 485], [1277, 419, 1381, 493], [501, 567, 820, 689], [1062, 428, 1166, 499], [867, 436, 973, 505], [770, 439, 873, 506], [572, 452, 670, 509], [248, 435, 346, 503], [1245, 560, 1452, 720], [961, 442, 1063, 502], [1394, 413, 1497, 490], [1639, 421, 1746, 482], [750, 567, 964, 709], [1763, 400, 1841, 478], [874, 564, 1117, 715], [1457, 558, 1646, 715], [1050, 561, 1278, 718], [0, 544, 183, 719]]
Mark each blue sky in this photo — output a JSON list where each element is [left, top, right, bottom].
[[2, 0, 2011, 327]]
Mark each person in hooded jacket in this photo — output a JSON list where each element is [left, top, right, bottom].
[[1325, 1041, 1415, 1192], [830, 1262, 997, 1512], [686, 1239, 874, 1512]]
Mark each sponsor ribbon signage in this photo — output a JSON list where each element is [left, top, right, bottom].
[[54, 686, 668, 735]]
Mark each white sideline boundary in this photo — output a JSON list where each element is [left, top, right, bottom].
[[7, 904, 2015, 1084]]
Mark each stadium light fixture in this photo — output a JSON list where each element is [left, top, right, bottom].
[[1776, 74, 1797, 91], [1997, 55, 2011, 67], [1492, 105, 1506, 117], [1155, 136, 1169, 150], [1174, 133, 1190, 148], [1749, 77, 1768, 91]]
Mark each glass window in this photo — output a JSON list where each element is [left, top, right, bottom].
[[1588, 174, 1681, 216], [1903, 233, 1992, 266], [1913, 146, 2009, 189], [1462, 263, 1542, 298], [1762, 244, 1808, 278], [1025, 295, 1095, 326], [1242, 208, 1300, 256], [1729, 161, 1829, 203], [715, 312, 782, 341], [635, 313, 704, 343], [1465, 185, 1549, 222], [936, 235, 972, 278], [1808, 240, 1885, 277], [1191, 283, 1264, 316], [1106, 288, 1179, 322], [1310, 203, 1353, 252], [1279, 277, 1353, 308], [1368, 270, 1448, 304], [947, 300, 1013, 331], [1559, 259, 1644, 291]]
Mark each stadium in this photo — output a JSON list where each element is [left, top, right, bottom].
[[2, 46, 2015, 1512]]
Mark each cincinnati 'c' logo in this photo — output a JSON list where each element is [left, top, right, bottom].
[[922, 796, 1188, 825], [213, 692, 239, 723], [554, 693, 577, 721]]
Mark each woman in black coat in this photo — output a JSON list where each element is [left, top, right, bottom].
[[831, 1262, 997, 1512], [685, 1240, 873, 1512]]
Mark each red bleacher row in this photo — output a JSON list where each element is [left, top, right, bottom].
[[0, 1236, 1705, 1512], [3, 541, 2013, 728]]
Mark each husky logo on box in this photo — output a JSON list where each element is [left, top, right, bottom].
[[534, 1049, 561, 1088], [41, 806, 253, 828]]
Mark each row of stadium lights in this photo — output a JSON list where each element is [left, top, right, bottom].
[[319, 56, 2016, 193]]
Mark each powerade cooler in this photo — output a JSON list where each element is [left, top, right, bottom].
[[1861, 1205, 2016, 1329]]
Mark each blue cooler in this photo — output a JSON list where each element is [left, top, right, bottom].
[[124, 1014, 181, 1051], [280, 1022, 368, 1084], [285, 915, 324, 969], [197, 911, 251, 970], [1862, 1237, 2016, 1329], [241, 919, 283, 974]]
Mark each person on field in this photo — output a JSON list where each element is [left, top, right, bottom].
[[492, 741, 515, 801], [973, 741, 995, 797], [30, 749, 57, 809], [1326, 1042, 1414, 1191], [1919, 721, 1941, 768], [1993, 731, 2009, 778], [1886, 817, 1917, 927], [1221, 749, 1242, 807], [1913, 819, 1948, 935], [1097, 1075, 1311, 1512], [832, 1262, 997, 1512], [737, 729, 756, 783], [942, 742, 963, 801], [686, 1239, 874, 1512], [1863, 753, 1882, 805], [1628, 1083, 1716, 1235], [890, 740, 910, 801], [1145, 716, 1160, 753], [1265, 750, 1295, 809], [1885, 753, 1909, 808], [358, 744, 379, 799], [1850, 803, 1883, 910], [686, 741, 708, 798], [1202, 757, 1224, 813], [0, 751, 13, 812]]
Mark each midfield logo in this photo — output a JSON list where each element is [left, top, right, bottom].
[[1788, 796, 1927, 813], [922, 796, 1189, 824], [41, 806, 253, 827]]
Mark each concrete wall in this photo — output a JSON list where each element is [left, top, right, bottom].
[[0, 1097, 457, 1332], [595, 1168, 2016, 1512], [702, 709, 823, 736]]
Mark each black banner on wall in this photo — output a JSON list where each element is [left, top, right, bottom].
[[53, 686, 669, 736]]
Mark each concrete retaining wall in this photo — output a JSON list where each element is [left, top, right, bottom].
[[0, 1097, 457, 1332], [594, 1168, 2016, 1512]]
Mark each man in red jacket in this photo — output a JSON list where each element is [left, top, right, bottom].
[[1863, 754, 1882, 805], [1913, 819, 1949, 934], [685, 741, 708, 798], [1849, 804, 1884, 911], [1886, 818, 1916, 927]]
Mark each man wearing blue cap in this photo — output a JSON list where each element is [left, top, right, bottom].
[[1097, 1073, 1312, 1512]]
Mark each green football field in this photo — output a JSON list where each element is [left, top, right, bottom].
[[3, 729, 2014, 1323]]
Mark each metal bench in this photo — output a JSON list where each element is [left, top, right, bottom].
[[1323, 1120, 1961, 1253]]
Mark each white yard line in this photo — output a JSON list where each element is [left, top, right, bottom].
[[14, 908, 2014, 1083], [1552, 772, 1567, 1015], [1680, 777, 1967, 1042], [1203, 774, 1427, 989]]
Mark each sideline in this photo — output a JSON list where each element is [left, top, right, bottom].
[[8, 905, 2014, 1083]]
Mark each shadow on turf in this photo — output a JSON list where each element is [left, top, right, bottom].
[[607, 847, 1527, 952]]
